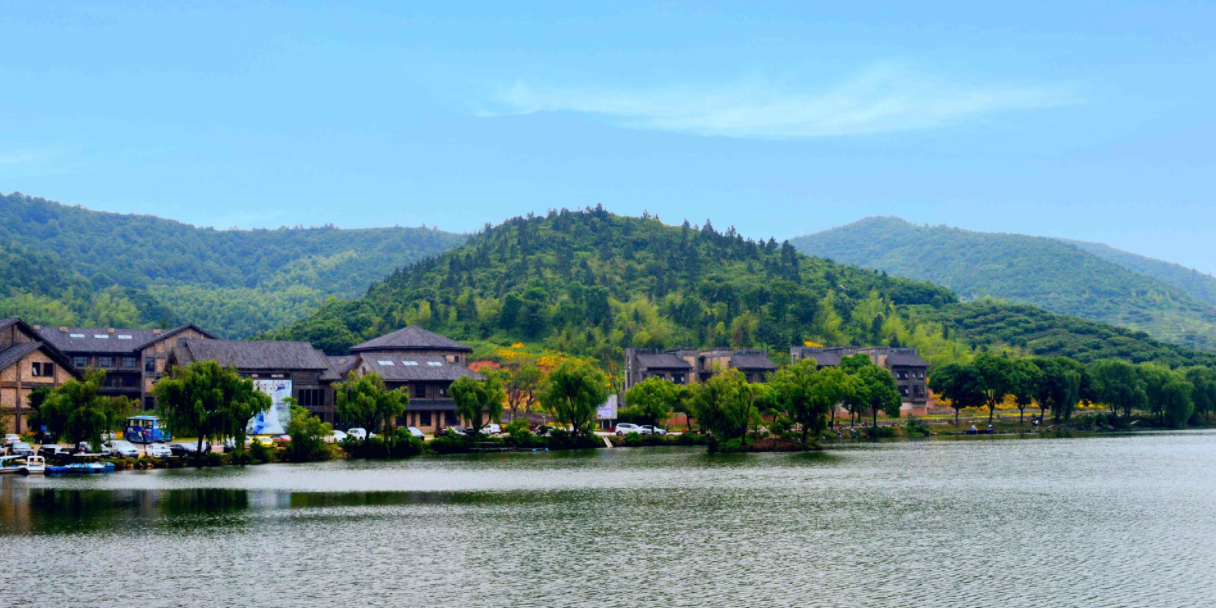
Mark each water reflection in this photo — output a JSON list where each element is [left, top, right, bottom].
[[4, 434, 1216, 608]]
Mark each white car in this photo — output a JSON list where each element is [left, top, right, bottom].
[[640, 425, 667, 436], [406, 427, 425, 439], [482, 424, 502, 436], [326, 430, 348, 444], [103, 440, 140, 458], [4, 433, 21, 447], [615, 423, 643, 436], [347, 428, 367, 441], [146, 443, 172, 458]]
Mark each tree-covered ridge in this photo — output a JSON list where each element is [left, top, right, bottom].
[[917, 301, 1216, 368], [790, 216, 1216, 352], [0, 192, 467, 336], [277, 206, 958, 357], [1059, 238, 1216, 308]]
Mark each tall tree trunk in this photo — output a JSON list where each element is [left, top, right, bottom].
[[1019, 408, 1024, 426]]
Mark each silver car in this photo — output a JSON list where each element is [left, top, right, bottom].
[[103, 440, 140, 458]]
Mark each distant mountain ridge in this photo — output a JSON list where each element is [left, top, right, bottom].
[[0, 192, 467, 336], [1058, 238, 1216, 308], [789, 216, 1216, 352]]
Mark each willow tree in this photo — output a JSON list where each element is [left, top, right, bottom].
[[451, 374, 506, 436], [155, 360, 271, 455], [770, 359, 852, 446], [540, 359, 609, 436], [333, 371, 408, 435]]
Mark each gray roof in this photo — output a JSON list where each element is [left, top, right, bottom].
[[327, 355, 359, 377], [730, 353, 778, 371], [350, 326, 472, 353], [361, 355, 484, 383], [636, 353, 692, 370], [804, 351, 844, 367], [36, 324, 214, 354], [0, 342, 42, 373], [177, 339, 331, 371]]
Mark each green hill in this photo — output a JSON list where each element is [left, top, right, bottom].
[[0, 192, 467, 336], [1059, 239, 1216, 308], [789, 217, 1216, 352], [277, 207, 1216, 370]]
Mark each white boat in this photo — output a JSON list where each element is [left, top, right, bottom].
[[19, 455, 46, 475], [0, 454, 44, 475]]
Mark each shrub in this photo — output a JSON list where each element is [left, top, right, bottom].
[[713, 437, 745, 453], [504, 428, 537, 449], [248, 440, 273, 464], [342, 428, 425, 459], [429, 433, 471, 454], [623, 431, 645, 446], [504, 419, 530, 436]]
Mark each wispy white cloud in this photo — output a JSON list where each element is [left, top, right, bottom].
[[486, 64, 1079, 138]]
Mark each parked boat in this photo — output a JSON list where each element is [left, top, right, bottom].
[[0, 455, 47, 475], [45, 462, 116, 475]]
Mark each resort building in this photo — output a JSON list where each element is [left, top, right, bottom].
[[345, 326, 483, 434], [790, 346, 931, 416], [168, 339, 341, 423], [624, 347, 778, 390], [35, 323, 214, 411], [0, 318, 79, 433]]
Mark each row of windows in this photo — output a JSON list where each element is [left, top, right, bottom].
[[31, 362, 55, 377], [72, 356, 140, 369], [896, 370, 926, 380], [297, 388, 326, 407]]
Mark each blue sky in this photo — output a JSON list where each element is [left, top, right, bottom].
[[2, 1, 1214, 272]]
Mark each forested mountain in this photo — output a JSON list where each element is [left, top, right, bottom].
[[789, 217, 1216, 352], [0, 192, 466, 335], [1059, 239, 1216, 308], [278, 207, 1216, 370]]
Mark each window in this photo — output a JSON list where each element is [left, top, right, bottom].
[[897, 371, 907, 380], [145, 358, 156, 373], [31, 362, 54, 377], [402, 361, 419, 366], [414, 384, 426, 399], [419, 412, 431, 426], [438, 385, 448, 397], [73, 356, 88, 368], [144, 397, 155, 411], [672, 373, 686, 384], [121, 356, 138, 368], [118, 335, 133, 340], [69, 333, 85, 338], [444, 411, 457, 426], [177, 338, 187, 347], [98, 357, 114, 368], [94, 334, 109, 339], [899, 386, 909, 397], [378, 360, 395, 366], [297, 388, 326, 407], [427, 361, 442, 367]]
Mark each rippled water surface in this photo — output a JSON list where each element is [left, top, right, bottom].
[[5, 431, 1216, 607]]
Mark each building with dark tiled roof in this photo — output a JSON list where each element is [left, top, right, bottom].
[[346, 326, 481, 433], [790, 346, 931, 415], [1, 319, 80, 433], [35, 323, 214, 411], [169, 339, 337, 423], [624, 347, 778, 390]]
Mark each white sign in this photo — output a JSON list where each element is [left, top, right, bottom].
[[248, 379, 293, 435], [596, 394, 618, 420]]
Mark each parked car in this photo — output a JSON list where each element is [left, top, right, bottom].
[[4, 433, 21, 447], [347, 428, 368, 441], [438, 426, 466, 437], [250, 436, 276, 447], [103, 440, 140, 459], [614, 423, 643, 436], [38, 445, 72, 459], [10, 442, 35, 457], [482, 423, 502, 435], [326, 430, 348, 444], [272, 435, 291, 445], [168, 442, 198, 457], [406, 427, 425, 439], [640, 425, 667, 436], [146, 443, 173, 458]]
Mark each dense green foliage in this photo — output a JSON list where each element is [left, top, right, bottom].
[[279, 207, 957, 358], [540, 358, 610, 436], [0, 192, 465, 336], [1062, 239, 1216, 308], [35, 370, 133, 449], [333, 372, 408, 433], [283, 405, 334, 462], [791, 217, 1216, 351], [450, 374, 506, 435], [914, 301, 1216, 367], [153, 360, 272, 453]]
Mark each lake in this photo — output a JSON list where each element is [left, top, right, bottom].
[[4, 431, 1216, 607]]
